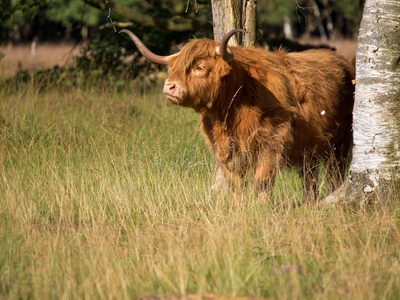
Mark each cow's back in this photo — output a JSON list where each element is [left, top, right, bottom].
[[278, 50, 355, 162]]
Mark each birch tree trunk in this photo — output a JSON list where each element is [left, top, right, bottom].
[[325, 0, 400, 203], [242, 0, 257, 47], [211, 0, 257, 46]]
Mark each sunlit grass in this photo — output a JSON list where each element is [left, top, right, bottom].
[[1, 81, 399, 299], [0, 43, 80, 80]]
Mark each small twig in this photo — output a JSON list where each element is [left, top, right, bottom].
[[99, 21, 134, 29], [185, 0, 199, 14], [104, 0, 117, 32], [223, 85, 243, 130]]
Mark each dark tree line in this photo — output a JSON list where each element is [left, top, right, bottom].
[[1, 0, 362, 44]]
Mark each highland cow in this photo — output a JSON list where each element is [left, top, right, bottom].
[[120, 29, 355, 201]]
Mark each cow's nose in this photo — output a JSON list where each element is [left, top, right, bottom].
[[163, 81, 178, 96]]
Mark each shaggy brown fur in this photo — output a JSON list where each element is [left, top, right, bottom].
[[165, 39, 354, 201]]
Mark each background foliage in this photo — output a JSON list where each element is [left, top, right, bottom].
[[0, 0, 362, 84], [1, 0, 362, 43]]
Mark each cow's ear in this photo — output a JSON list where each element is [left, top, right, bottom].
[[215, 46, 232, 77], [218, 62, 232, 77]]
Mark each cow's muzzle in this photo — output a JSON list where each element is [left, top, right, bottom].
[[163, 80, 182, 103]]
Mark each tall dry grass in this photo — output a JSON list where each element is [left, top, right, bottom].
[[1, 78, 399, 299]]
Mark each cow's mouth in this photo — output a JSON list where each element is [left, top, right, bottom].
[[164, 94, 181, 104]]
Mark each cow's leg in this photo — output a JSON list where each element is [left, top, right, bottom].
[[299, 164, 320, 202], [325, 112, 353, 194], [325, 143, 350, 195], [254, 151, 281, 201], [210, 163, 229, 191], [219, 162, 244, 189], [210, 161, 244, 191], [210, 162, 247, 206]]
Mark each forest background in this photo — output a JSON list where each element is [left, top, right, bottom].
[[1, 0, 361, 82]]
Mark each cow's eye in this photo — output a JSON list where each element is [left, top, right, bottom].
[[192, 65, 210, 78], [193, 65, 209, 78]]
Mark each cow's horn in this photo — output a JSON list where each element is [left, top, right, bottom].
[[119, 29, 172, 65], [218, 29, 246, 63]]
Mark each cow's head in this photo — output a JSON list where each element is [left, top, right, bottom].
[[120, 29, 244, 111]]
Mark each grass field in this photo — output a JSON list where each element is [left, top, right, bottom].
[[1, 44, 399, 299]]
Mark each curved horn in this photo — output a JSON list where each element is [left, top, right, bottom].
[[119, 29, 172, 65], [218, 29, 246, 63]]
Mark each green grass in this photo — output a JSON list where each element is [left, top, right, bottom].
[[1, 81, 399, 299]]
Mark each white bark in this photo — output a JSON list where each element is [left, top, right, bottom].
[[325, 0, 400, 203], [283, 16, 293, 40], [352, 0, 400, 186]]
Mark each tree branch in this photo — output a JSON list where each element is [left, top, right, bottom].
[[83, 0, 212, 32]]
